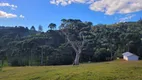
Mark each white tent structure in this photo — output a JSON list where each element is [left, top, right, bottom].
[[122, 52, 139, 61]]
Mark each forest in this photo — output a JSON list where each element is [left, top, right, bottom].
[[0, 19, 142, 66]]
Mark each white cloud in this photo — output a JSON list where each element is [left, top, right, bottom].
[[0, 10, 17, 18], [50, 0, 142, 15], [20, 15, 25, 18], [50, 0, 94, 6], [119, 14, 135, 22], [89, 0, 142, 15], [0, 3, 17, 10]]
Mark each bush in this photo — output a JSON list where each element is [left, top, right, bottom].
[[48, 50, 73, 65], [92, 48, 111, 62], [10, 58, 29, 66], [47, 45, 73, 65]]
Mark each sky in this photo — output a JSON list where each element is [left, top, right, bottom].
[[0, 0, 142, 31]]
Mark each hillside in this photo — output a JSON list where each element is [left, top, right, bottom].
[[0, 60, 142, 80], [0, 19, 142, 66]]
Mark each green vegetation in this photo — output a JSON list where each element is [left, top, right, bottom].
[[0, 19, 142, 66], [0, 61, 142, 80]]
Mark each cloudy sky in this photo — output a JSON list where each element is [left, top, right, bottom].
[[0, 0, 142, 30]]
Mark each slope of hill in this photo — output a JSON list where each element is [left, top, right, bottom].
[[0, 60, 142, 80], [0, 20, 142, 66]]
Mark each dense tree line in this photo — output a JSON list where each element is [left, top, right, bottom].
[[0, 19, 142, 66]]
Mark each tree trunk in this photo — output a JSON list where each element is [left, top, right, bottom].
[[41, 49, 43, 66], [0, 60, 2, 71], [29, 50, 33, 66], [73, 53, 80, 65]]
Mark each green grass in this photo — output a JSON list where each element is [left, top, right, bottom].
[[0, 60, 142, 80]]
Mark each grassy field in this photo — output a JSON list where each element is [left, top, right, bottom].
[[0, 60, 142, 80]]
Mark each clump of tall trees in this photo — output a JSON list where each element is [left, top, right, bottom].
[[0, 19, 142, 66]]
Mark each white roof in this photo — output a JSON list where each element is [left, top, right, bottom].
[[122, 52, 138, 57]]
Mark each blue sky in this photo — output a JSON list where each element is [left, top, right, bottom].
[[0, 0, 142, 31]]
